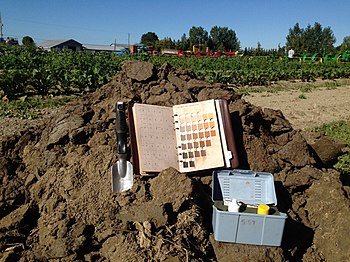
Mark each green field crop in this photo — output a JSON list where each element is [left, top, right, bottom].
[[1, 45, 350, 98], [145, 56, 350, 86], [0, 45, 125, 98]]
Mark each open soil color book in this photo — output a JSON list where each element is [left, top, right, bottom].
[[128, 99, 239, 175]]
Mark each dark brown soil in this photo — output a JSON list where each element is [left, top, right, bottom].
[[1, 61, 350, 261]]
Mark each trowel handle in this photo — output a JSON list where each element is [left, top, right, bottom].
[[116, 102, 127, 154]]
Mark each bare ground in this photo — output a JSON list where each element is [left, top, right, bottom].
[[243, 81, 350, 131]]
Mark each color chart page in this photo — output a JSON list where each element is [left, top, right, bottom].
[[173, 100, 225, 173], [132, 103, 178, 173]]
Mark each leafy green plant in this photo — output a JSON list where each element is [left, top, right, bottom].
[[314, 120, 350, 145], [324, 80, 339, 90], [334, 154, 350, 175], [0, 45, 121, 98], [237, 88, 251, 96], [300, 83, 314, 93], [298, 93, 307, 99]]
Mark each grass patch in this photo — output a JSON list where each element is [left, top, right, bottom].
[[313, 119, 350, 145], [325, 81, 340, 88], [326, 85, 338, 90], [0, 95, 75, 119], [324, 80, 340, 90], [238, 85, 289, 95], [313, 119, 350, 175], [298, 93, 307, 99], [334, 154, 350, 175], [299, 83, 315, 93], [237, 89, 251, 96]]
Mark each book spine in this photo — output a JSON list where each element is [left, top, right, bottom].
[[173, 113, 183, 169], [217, 99, 239, 168], [128, 103, 140, 175]]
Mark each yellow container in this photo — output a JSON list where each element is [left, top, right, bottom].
[[257, 204, 270, 215]]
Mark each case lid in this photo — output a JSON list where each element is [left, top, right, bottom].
[[212, 169, 277, 205]]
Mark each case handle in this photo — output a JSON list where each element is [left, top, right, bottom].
[[229, 169, 257, 177]]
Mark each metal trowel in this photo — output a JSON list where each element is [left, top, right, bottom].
[[111, 102, 133, 193]]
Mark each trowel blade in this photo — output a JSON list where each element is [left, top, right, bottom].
[[111, 160, 133, 193]]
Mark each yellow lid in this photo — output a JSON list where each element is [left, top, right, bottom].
[[257, 204, 270, 215]]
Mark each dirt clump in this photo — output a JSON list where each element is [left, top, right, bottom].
[[309, 135, 347, 167], [1, 60, 350, 261]]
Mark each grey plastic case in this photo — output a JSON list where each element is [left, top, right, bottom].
[[212, 169, 287, 246]]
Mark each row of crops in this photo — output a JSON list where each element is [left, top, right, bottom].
[[0, 45, 127, 98], [147, 55, 350, 85], [1, 45, 350, 98]]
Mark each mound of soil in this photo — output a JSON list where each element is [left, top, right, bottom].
[[1, 61, 350, 261]]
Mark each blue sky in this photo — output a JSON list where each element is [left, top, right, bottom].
[[1, 0, 349, 50]]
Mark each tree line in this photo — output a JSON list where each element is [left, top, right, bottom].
[[5, 23, 350, 56], [141, 23, 350, 55], [141, 26, 240, 52]]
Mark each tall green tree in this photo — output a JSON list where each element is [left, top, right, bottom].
[[286, 22, 336, 53], [176, 33, 189, 51], [209, 26, 240, 51], [189, 26, 208, 49], [256, 42, 262, 56], [285, 23, 304, 52], [154, 37, 175, 50], [320, 26, 336, 53], [340, 36, 350, 52], [22, 36, 35, 46], [140, 32, 159, 47]]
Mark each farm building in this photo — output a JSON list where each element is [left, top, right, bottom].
[[83, 43, 128, 52], [38, 39, 83, 51], [38, 39, 129, 52]]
